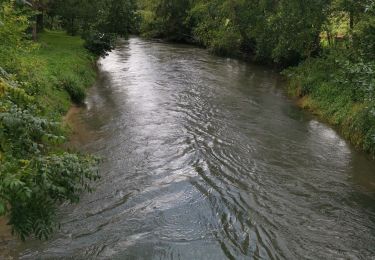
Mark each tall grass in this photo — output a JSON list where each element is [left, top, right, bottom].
[[284, 51, 375, 156], [20, 31, 96, 117]]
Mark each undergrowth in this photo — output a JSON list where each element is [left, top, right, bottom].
[[284, 49, 375, 156]]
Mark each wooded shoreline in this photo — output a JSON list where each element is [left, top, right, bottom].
[[1, 0, 374, 244]]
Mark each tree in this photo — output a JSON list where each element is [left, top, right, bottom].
[[138, 0, 191, 41], [338, 0, 365, 29], [1, 0, 100, 240], [105, 0, 137, 37], [0, 0, 31, 69]]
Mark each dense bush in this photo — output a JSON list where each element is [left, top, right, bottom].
[[0, 1, 100, 240], [0, 75, 99, 240], [138, 0, 330, 66], [353, 17, 375, 61], [284, 50, 375, 155], [83, 30, 116, 57], [137, 10, 159, 38], [135, 0, 375, 155], [188, 2, 241, 56], [282, 1, 375, 156], [138, 0, 192, 41], [0, 0, 33, 72], [59, 74, 86, 103]]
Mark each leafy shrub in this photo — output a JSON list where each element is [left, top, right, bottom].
[[0, 75, 99, 240], [1, 1, 100, 241], [1, 153, 99, 240], [0, 0, 34, 72], [284, 49, 375, 156], [189, 2, 241, 56], [138, 10, 162, 38], [59, 74, 86, 104], [208, 27, 241, 56], [353, 18, 375, 61], [83, 30, 116, 57]]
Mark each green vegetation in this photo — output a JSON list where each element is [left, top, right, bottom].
[[22, 31, 97, 114], [285, 48, 375, 156], [137, 0, 375, 156], [0, 0, 374, 243], [0, 2, 99, 240], [284, 2, 375, 156], [1, 0, 138, 240], [137, 0, 331, 63]]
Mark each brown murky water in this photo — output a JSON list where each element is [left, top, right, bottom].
[[5, 38, 375, 259]]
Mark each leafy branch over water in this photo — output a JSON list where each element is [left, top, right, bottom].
[[0, 0, 101, 240], [0, 72, 100, 240]]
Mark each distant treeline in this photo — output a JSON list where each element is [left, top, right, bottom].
[[0, 0, 374, 242], [137, 0, 375, 156], [2, 0, 138, 56], [137, 0, 374, 66]]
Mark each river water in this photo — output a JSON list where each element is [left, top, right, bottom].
[[9, 38, 375, 259]]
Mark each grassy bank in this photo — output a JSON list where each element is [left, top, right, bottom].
[[21, 31, 96, 118], [0, 30, 99, 240], [284, 53, 375, 157]]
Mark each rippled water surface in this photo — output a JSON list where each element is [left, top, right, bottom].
[[11, 38, 375, 259]]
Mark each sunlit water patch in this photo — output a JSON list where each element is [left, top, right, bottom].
[[5, 37, 375, 260]]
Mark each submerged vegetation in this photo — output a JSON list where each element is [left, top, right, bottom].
[[137, 0, 375, 156]]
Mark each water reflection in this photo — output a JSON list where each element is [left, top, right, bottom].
[[5, 37, 375, 259]]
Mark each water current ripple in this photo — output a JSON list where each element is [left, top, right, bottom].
[[6, 37, 375, 260]]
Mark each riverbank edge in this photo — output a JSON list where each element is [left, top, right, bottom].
[[47, 34, 375, 158], [28, 30, 99, 140], [285, 76, 375, 158], [35, 31, 98, 118], [148, 36, 375, 158], [0, 31, 98, 251]]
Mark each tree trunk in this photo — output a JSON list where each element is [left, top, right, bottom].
[[51, 16, 54, 29], [32, 21, 37, 41], [31, 0, 38, 41], [326, 30, 332, 46], [349, 10, 354, 30], [37, 11, 44, 32]]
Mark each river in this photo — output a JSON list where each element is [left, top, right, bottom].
[[7, 38, 375, 259]]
